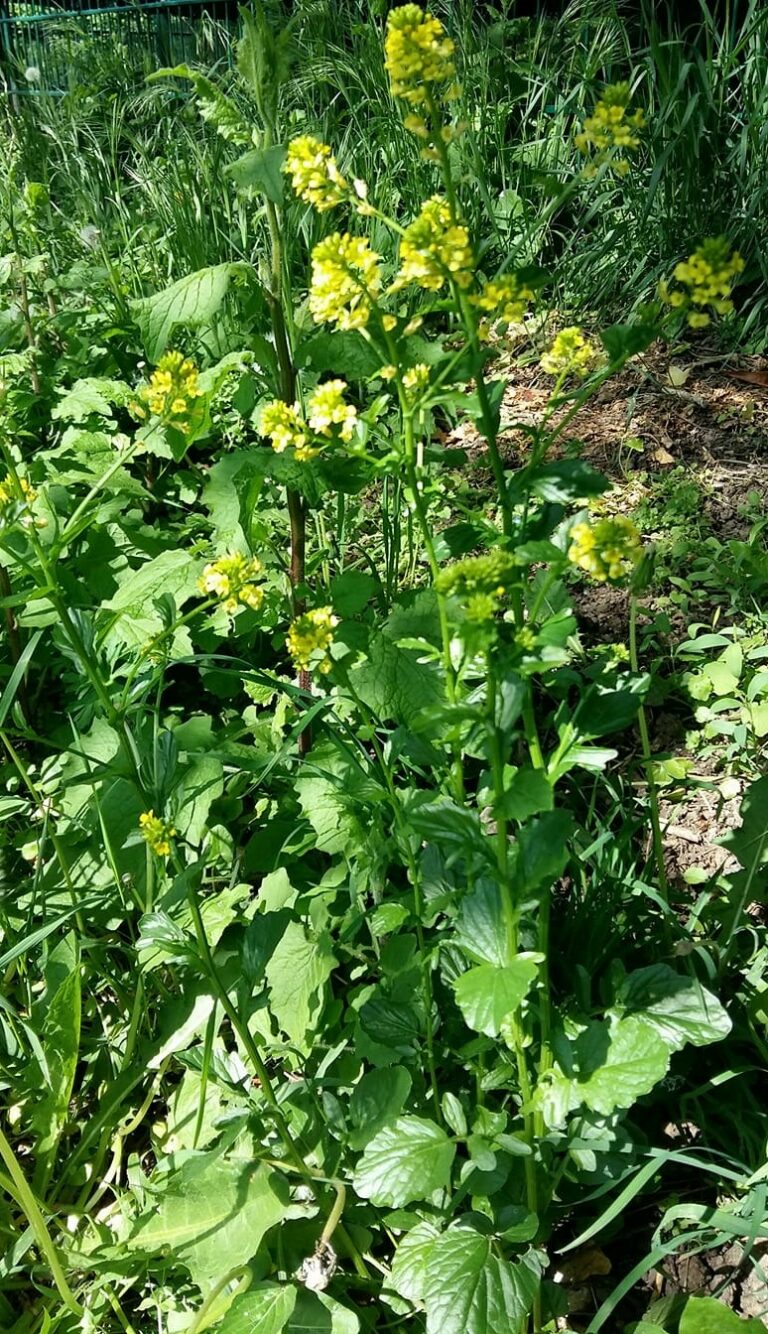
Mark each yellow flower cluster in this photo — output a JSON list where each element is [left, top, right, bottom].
[[540, 326, 598, 378], [470, 273, 535, 339], [309, 233, 382, 330], [659, 238, 744, 328], [260, 400, 313, 458], [568, 516, 642, 583], [198, 552, 264, 614], [0, 474, 37, 524], [402, 363, 431, 403], [287, 606, 338, 674], [139, 810, 177, 858], [140, 351, 202, 432], [385, 5, 456, 107], [283, 135, 348, 212], [575, 82, 644, 177], [394, 196, 474, 293], [435, 548, 518, 620], [307, 381, 358, 441]]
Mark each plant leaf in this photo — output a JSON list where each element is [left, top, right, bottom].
[[128, 1154, 288, 1293], [133, 263, 240, 361], [421, 1228, 543, 1334], [265, 921, 336, 1055], [679, 1295, 766, 1333], [454, 960, 538, 1036], [220, 1283, 297, 1333], [353, 1116, 455, 1207]]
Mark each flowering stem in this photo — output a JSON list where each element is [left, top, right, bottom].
[[402, 413, 464, 801], [629, 594, 672, 936]]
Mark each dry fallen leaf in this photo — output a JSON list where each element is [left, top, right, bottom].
[[727, 369, 768, 389], [557, 1245, 612, 1285]]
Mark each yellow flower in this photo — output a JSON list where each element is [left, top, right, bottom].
[[575, 82, 644, 176], [309, 233, 382, 331], [260, 399, 310, 455], [402, 363, 430, 403], [661, 238, 744, 328], [139, 809, 177, 858], [286, 606, 339, 674], [437, 544, 517, 602], [540, 326, 598, 378], [385, 5, 456, 107], [0, 473, 37, 527], [307, 380, 357, 441], [284, 135, 348, 212], [470, 273, 535, 339], [568, 516, 642, 583], [394, 196, 474, 293], [198, 552, 264, 614], [140, 351, 202, 433]]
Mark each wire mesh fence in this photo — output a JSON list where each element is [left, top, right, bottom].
[[0, 0, 236, 97]]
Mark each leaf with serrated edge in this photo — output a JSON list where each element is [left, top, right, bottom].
[[353, 1116, 455, 1207], [389, 1220, 440, 1304], [422, 1229, 542, 1334], [219, 1283, 296, 1334]]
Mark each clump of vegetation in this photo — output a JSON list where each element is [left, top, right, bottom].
[[1, 4, 768, 1334]]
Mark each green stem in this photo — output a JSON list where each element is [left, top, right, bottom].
[[0, 1123, 83, 1316], [629, 594, 671, 938], [187, 1265, 252, 1334], [183, 874, 307, 1174]]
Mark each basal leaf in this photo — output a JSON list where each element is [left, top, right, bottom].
[[351, 632, 443, 727], [128, 1154, 288, 1293], [133, 263, 240, 361], [353, 1116, 455, 1207], [454, 960, 538, 1037]]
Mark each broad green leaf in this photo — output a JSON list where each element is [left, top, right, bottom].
[[573, 679, 648, 738], [454, 960, 538, 1037], [679, 1296, 766, 1333], [521, 459, 609, 504], [358, 995, 423, 1060], [349, 1066, 412, 1149], [133, 263, 240, 361], [128, 1154, 288, 1293], [721, 776, 768, 876], [265, 921, 336, 1054], [422, 1229, 543, 1334], [600, 319, 657, 363], [354, 1116, 455, 1207], [389, 1220, 440, 1304], [407, 796, 489, 861], [220, 1283, 297, 1334], [225, 145, 286, 202], [536, 1016, 670, 1128], [287, 1291, 359, 1332], [102, 549, 198, 617], [295, 742, 374, 857], [31, 933, 81, 1181], [351, 632, 443, 727], [501, 768, 553, 821], [617, 965, 731, 1049], [299, 330, 383, 379], [456, 880, 508, 967], [518, 810, 572, 889], [52, 377, 133, 422]]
